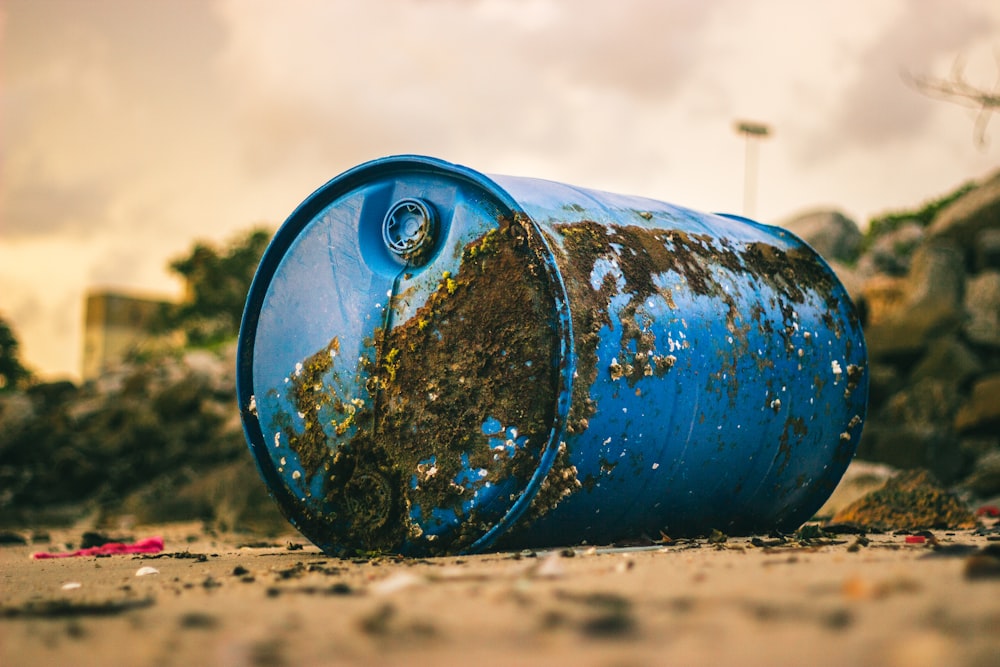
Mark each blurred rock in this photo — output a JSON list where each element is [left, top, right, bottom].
[[824, 259, 864, 303], [974, 228, 1000, 272], [963, 450, 1000, 498], [781, 209, 863, 264], [859, 275, 906, 328], [910, 335, 981, 387], [955, 373, 1000, 435], [850, 168, 1000, 498], [866, 362, 902, 410], [0, 391, 35, 435], [865, 241, 965, 359], [0, 342, 286, 533], [928, 168, 1000, 247], [857, 221, 925, 277], [964, 271, 1000, 349], [960, 435, 1000, 462], [112, 458, 288, 535], [857, 424, 964, 484], [856, 377, 966, 483]]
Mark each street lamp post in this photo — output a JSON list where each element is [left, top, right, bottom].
[[735, 121, 771, 218]]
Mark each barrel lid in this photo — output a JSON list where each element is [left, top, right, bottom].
[[237, 156, 573, 556]]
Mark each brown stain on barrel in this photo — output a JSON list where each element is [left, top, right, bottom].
[[268, 216, 563, 555]]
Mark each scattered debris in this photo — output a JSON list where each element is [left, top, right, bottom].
[[846, 535, 870, 552], [964, 544, 1000, 580], [141, 550, 208, 561], [32, 536, 164, 560], [135, 566, 160, 577], [0, 531, 28, 545], [179, 612, 219, 629], [841, 574, 922, 600], [1, 597, 155, 618], [61, 582, 82, 590], [708, 529, 729, 545], [80, 531, 133, 549], [358, 603, 396, 635], [821, 522, 867, 535], [829, 469, 978, 531], [371, 572, 423, 596], [920, 543, 979, 558], [530, 550, 568, 579]]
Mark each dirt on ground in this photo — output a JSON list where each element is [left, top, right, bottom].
[[2, 515, 999, 667]]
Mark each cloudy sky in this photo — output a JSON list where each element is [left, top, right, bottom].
[[2, 0, 999, 381]]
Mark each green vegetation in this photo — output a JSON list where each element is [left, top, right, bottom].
[[0, 316, 32, 391], [155, 227, 272, 347], [864, 180, 976, 250]]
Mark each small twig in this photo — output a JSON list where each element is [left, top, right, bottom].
[[905, 49, 1000, 149]]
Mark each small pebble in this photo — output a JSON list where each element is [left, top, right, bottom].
[[964, 545, 1000, 580], [61, 582, 82, 590], [135, 566, 160, 577]]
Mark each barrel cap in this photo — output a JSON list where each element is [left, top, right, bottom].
[[237, 156, 573, 556]]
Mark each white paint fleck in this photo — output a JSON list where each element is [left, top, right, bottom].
[[248, 395, 257, 415], [295, 362, 303, 376], [292, 470, 302, 480], [651, 462, 660, 470], [274, 432, 281, 448]]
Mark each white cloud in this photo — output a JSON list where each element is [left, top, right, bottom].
[[2, 0, 999, 379]]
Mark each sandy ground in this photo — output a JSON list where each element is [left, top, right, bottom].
[[2, 519, 999, 667]]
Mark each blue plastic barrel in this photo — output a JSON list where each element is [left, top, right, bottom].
[[237, 155, 868, 556]]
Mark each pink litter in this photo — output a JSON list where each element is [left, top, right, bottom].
[[32, 536, 164, 559]]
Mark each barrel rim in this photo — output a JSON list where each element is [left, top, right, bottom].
[[236, 154, 576, 554]]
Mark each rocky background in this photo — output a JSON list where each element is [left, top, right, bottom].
[[1, 172, 998, 534], [783, 168, 1000, 501], [0, 344, 289, 532]]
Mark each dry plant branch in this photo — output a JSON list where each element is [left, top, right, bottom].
[[906, 49, 1000, 149]]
